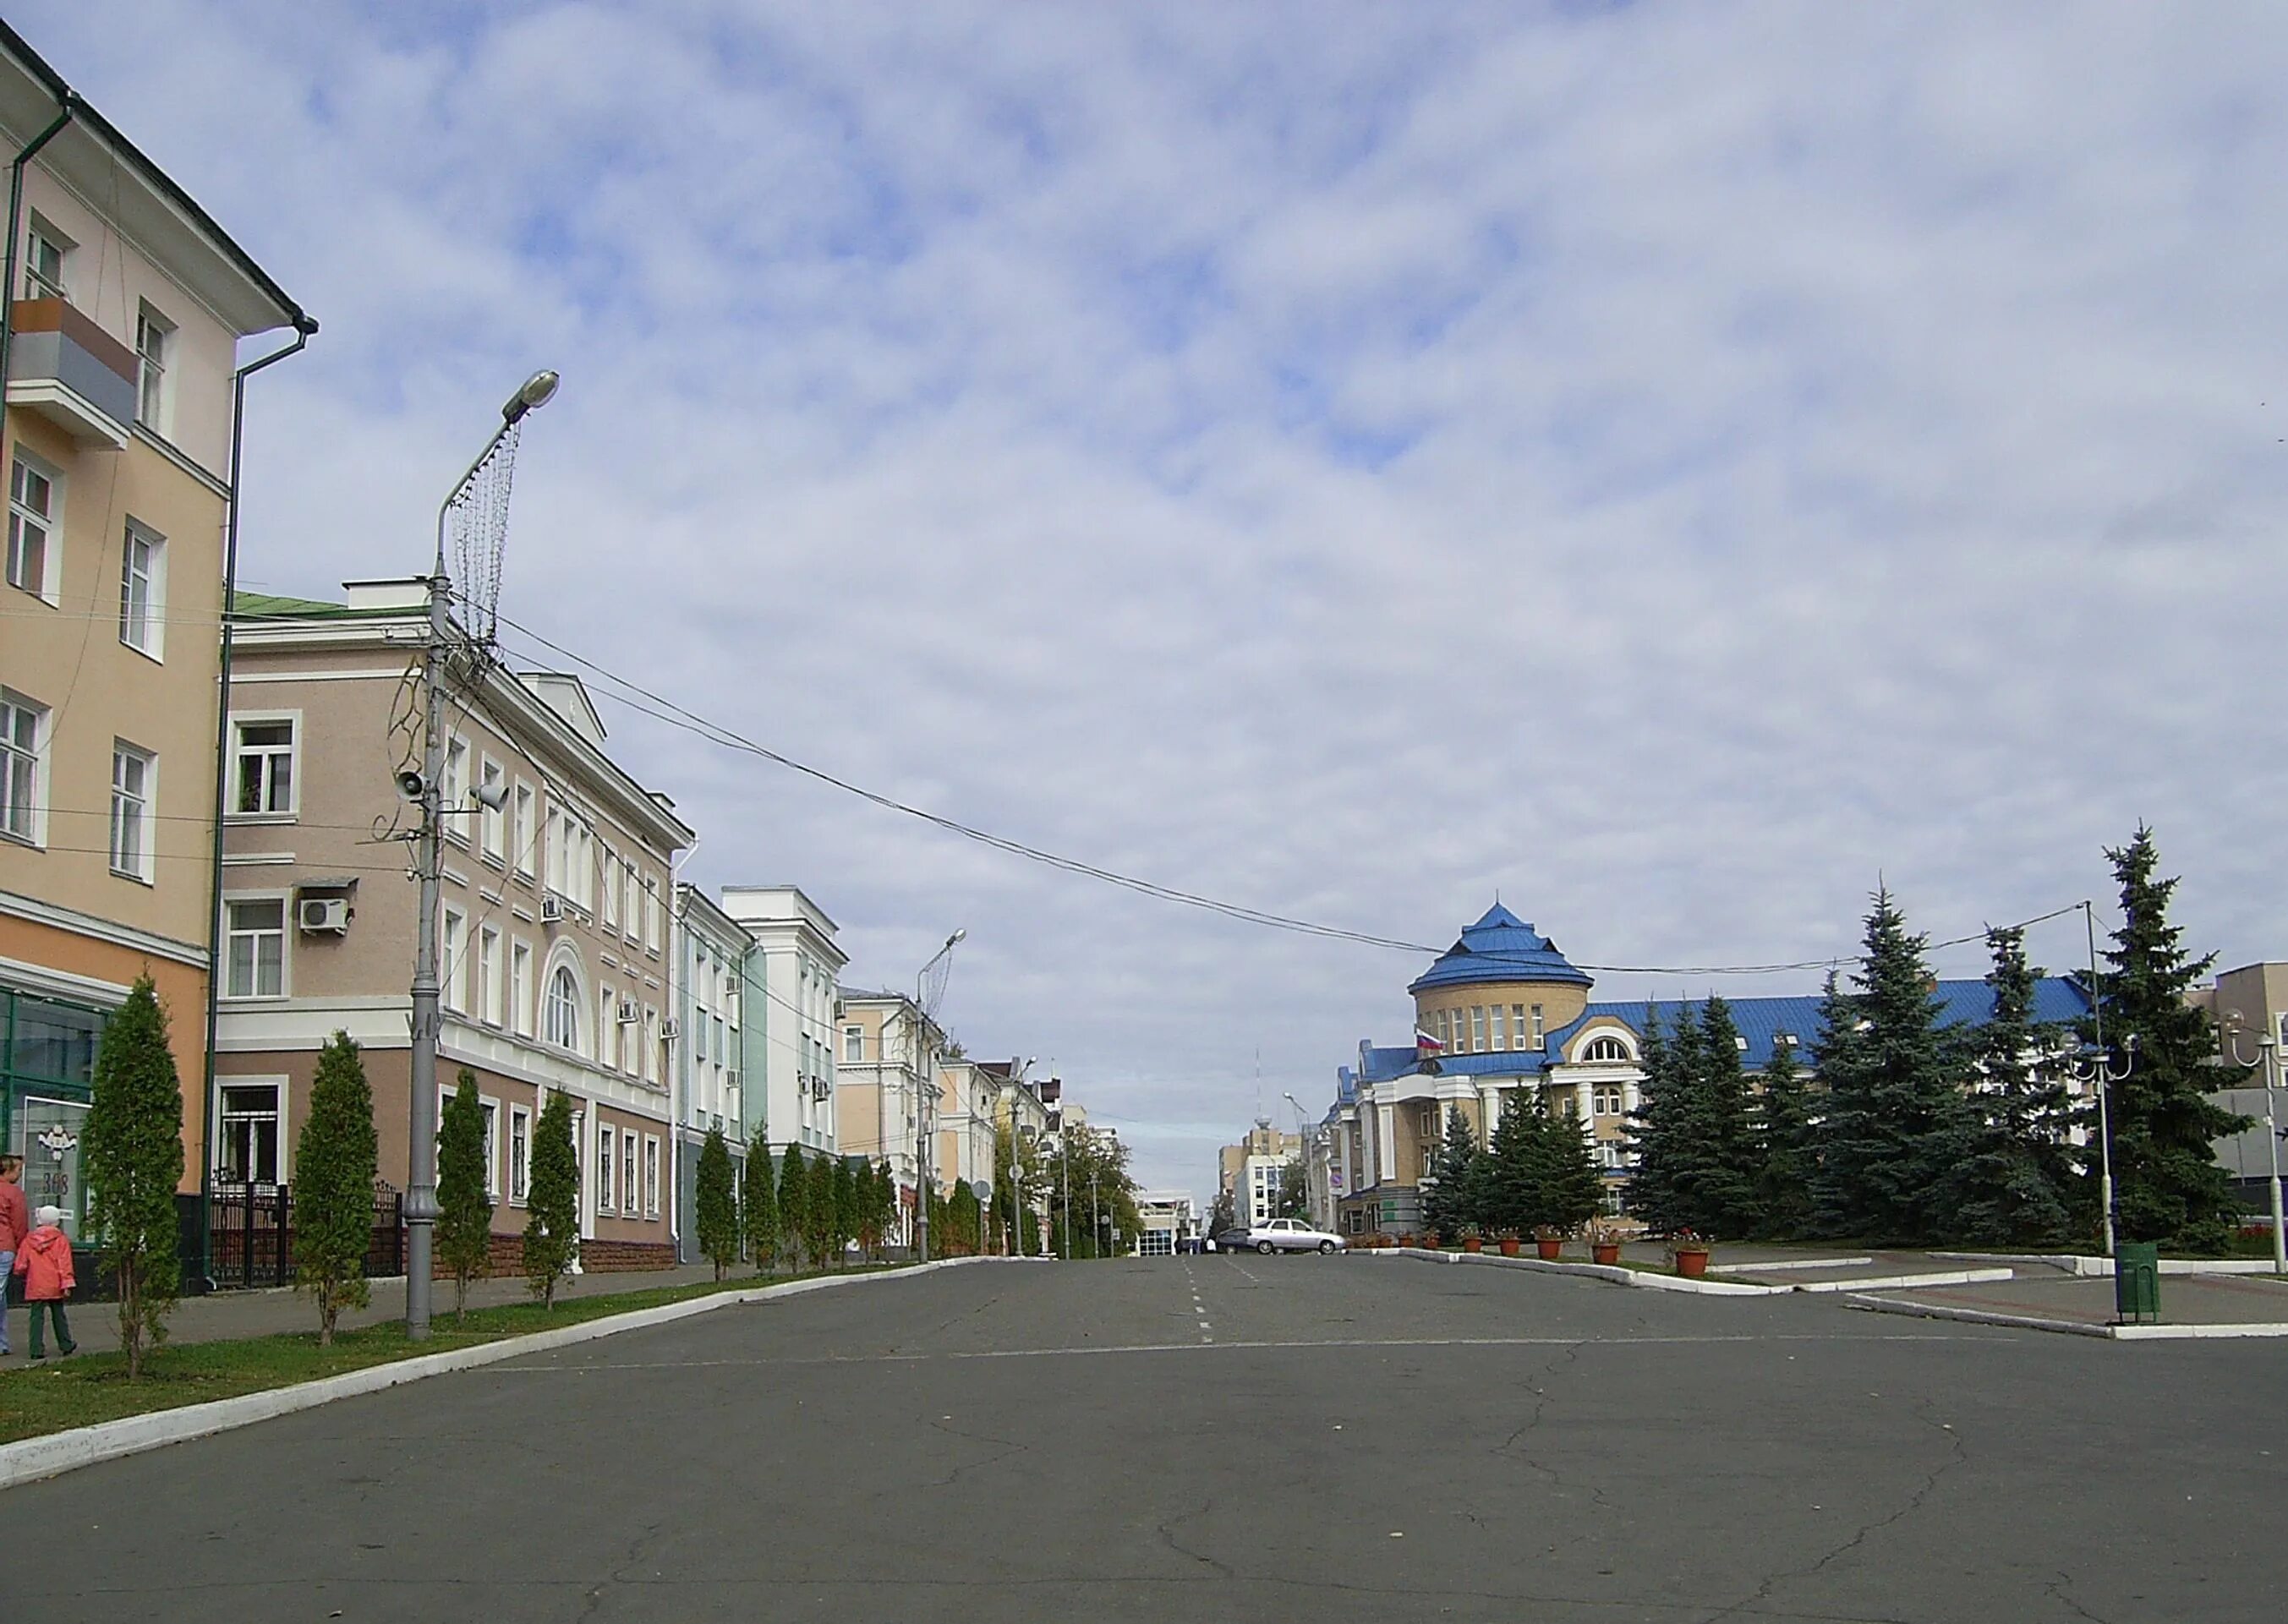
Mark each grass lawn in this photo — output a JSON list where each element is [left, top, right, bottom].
[[0, 1264, 895, 1446]]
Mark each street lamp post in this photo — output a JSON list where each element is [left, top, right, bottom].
[[912, 929, 964, 1264], [408, 369, 558, 1340], [2065, 1035, 2135, 1260], [2220, 1018, 2286, 1275]]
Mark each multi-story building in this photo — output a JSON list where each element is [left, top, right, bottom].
[[1218, 1121, 1302, 1227], [214, 582, 692, 1268], [2192, 963, 2288, 1204], [1130, 1189, 1196, 1255], [1332, 901, 2096, 1237], [932, 1056, 1005, 1200], [672, 884, 753, 1262], [0, 25, 310, 1222], [720, 886, 843, 1159], [832, 988, 933, 1238]]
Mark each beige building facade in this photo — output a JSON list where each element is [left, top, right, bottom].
[[0, 25, 309, 1223], [213, 581, 692, 1267]]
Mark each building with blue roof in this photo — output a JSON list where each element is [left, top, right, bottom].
[[1321, 903, 2094, 1236]]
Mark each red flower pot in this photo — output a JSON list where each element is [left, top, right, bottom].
[[1592, 1243, 1621, 1266], [1498, 1238, 1521, 1257], [1536, 1238, 1563, 1260], [1673, 1249, 1710, 1278], [1462, 1237, 1482, 1253]]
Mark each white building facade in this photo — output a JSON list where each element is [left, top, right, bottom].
[[673, 885, 753, 1261], [720, 886, 844, 1159]]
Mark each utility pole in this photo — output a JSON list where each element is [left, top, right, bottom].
[[912, 929, 963, 1264]]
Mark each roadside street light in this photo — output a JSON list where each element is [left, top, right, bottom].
[[913, 928, 964, 1263], [408, 369, 559, 1340], [2064, 1035, 2136, 1259], [2220, 1015, 2286, 1275]]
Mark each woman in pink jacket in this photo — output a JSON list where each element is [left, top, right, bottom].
[[13, 1206, 78, 1359]]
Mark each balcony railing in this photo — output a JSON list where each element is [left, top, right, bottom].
[[6, 298, 137, 446]]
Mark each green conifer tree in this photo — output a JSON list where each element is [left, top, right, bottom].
[[1536, 1093, 1606, 1236], [523, 1088, 580, 1305], [1626, 1004, 1705, 1233], [80, 976, 185, 1377], [435, 1069, 495, 1320], [950, 1179, 979, 1255], [1421, 1104, 1482, 1236], [2098, 827, 2252, 1252], [1275, 1160, 1309, 1221], [1946, 927, 2081, 1247], [742, 1146, 779, 1273], [1481, 1090, 1546, 1237], [1697, 995, 1763, 1237], [804, 1150, 835, 1267], [1750, 1036, 1817, 1239], [695, 1127, 739, 1280], [830, 1156, 860, 1263], [777, 1144, 809, 1269], [1809, 890, 1973, 1244], [294, 1031, 379, 1344], [874, 1162, 900, 1259]]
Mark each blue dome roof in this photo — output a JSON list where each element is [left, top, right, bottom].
[[1407, 903, 1595, 995]]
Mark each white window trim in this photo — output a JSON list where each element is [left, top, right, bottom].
[[24, 212, 73, 303], [212, 1074, 290, 1185], [479, 755, 507, 867], [596, 1114, 617, 1213], [227, 710, 302, 822], [510, 938, 534, 1038], [222, 892, 291, 1000], [441, 735, 471, 847], [7, 447, 63, 608], [512, 780, 537, 879], [508, 1102, 533, 1207], [623, 1128, 640, 1218], [136, 301, 175, 434], [479, 924, 504, 1026], [643, 1133, 661, 1218], [0, 686, 49, 849], [109, 740, 156, 883], [118, 519, 167, 662]]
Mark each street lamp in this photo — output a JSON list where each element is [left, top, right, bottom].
[[2064, 1034, 2136, 1259], [408, 369, 559, 1340], [912, 928, 964, 1263], [2220, 1014, 2286, 1274]]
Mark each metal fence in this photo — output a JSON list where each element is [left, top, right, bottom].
[[202, 1179, 404, 1290]]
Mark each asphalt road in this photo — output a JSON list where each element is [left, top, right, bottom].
[[13, 1254, 2287, 1621]]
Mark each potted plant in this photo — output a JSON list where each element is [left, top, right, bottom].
[[1587, 1220, 1623, 1267], [1496, 1230, 1521, 1257], [1534, 1224, 1564, 1260], [1421, 1227, 1442, 1250], [1460, 1227, 1482, 1254], [1666, 1230, 1712, 1277]]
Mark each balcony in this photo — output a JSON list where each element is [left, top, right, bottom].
[[6, 298, 136, 447]]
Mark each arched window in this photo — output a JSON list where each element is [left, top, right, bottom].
[[545, 965, 580, 1052], [1582, 1035, 1629, 1064]]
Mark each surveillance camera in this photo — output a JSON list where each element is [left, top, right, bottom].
[[397, 770, 426, 801]]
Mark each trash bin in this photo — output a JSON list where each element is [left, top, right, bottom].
[[2115, 1240, 2160, 1324]]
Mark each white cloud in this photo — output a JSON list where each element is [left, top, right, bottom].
[[22, 0, 2288, 1194]]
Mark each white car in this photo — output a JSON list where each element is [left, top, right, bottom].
[[1243, 1218, 1345, 1255]]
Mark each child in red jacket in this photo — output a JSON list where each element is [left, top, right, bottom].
[[13, 1206, 77, 1359]]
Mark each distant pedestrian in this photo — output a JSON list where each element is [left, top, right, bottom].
[[13, 1205, 78, 1359], [0, 1155, 26, 1356]]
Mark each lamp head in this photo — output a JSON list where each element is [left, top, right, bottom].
[[948, 928, 966, 948], [501, 369, 561, 424]]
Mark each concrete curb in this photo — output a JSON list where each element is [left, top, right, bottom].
[[1844, 1292, 2288, 1341], [1709, 1255, 1873, 1274], [1930, 1251, 2283, 1278], [0, 1257, 1011, 1492], [1357, 1246, 1782, 1295], [1790, 1268, 2017, 1295]]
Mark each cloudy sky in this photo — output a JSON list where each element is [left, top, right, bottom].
[[25, 2, 2288, 1195]]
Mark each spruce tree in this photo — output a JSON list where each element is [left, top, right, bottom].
[[949, 1179, 979, 1255], [777, 1144, 808, 1269], [742, 1146, 779, 1273], [435, 1069, 495, 1320], [1750, 1036, 1817, 1239], [1946, 927, 2081, 1247], [695, 1127, 738, 1280], [1626, 1004, 1703, 1233], [1421, 1104, 1482, 1237], [1697, 996, 1763, 1237], [830, 1156, 860, 1262], [803, 1150, 835, 1267], [1536, 1094, 1606, 1236], [1809, 890, 1972, 1244], [523, 1089, 580, 1305], [2098, 827, 2252, 1252], [80, 976, 185, 1378], [1481, 1090, 1545, 1237], [294, 1031, 378, 1344], [874, 1162, 900, 1259]]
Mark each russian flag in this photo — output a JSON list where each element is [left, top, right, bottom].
[[1415, 1027, 1445, 1054]]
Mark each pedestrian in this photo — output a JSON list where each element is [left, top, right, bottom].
[[0, 1154, 26, 1357], [13, 1205, 78, 1359]]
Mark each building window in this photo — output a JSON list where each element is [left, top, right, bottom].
[[1593, 1084, 1624, 1116], [24, 216, 68, 301], [479, 758, 506, 863], [110, 742, 154, 881], [217, 1083, 281, 1184], [624, 861, 641, 943], [442, 737, 468, 840], [1530, 1004, 1545, 1044], [135, 303, 173, 430], [119, 522, 165, 658], [601, 845, 619, 930], [596, 1119, 616, 1212], [643, 1005, 658, 1085], [1583, 1036, 1629, 1064], [7, 454, 57, 601], [599, 986, 618, 1069], [479, 927, 503, 1025], [1495, 1005, 1510, 1049], [7, 692, 55, 844], [232, 718, 296, 816], [480, 1098, 500, 1198], [225, 899, 287, 998], [545, 965, 579, 1050], [644, 880, 661, 952], [643, 1135, 660, 1217], [624, 1129, 640, 1217], [512, 783, 535, 877], [1470, 1006, 1487, 1052], [441, 909, 467, 1012], [509, 1104, 532, 1203], [511, 940, 533, 1036]]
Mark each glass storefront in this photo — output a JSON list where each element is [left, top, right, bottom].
[[3, 987, 107, 1236]]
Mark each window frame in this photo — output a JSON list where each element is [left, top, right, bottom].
[[6, 450, 62, 606], [228, 713, 300, 820], [479, 925, 503, 1026], [512, 782, 536, 878], [545, 965, 580, 1052], [441, 906, 467, 1014], [508, 1102, 532, 1206], [24, 214, 70, 302], [479, 756, 506, 865], [0, 688, 47, 847], [624, 1129, 641, 1217], [441, 736, 469, 845], [135, 301, 174, 432], [109, 740, 156, 883], [596, 1116, 616, 1213], [510, 938, 534, 1037], [222, 895, 289, 999], [118, 519, 166, 660], [215, 1077, 287, 1185]]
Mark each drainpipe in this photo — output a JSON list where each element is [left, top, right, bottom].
[[197, 315, 317, 1288], [2, 100, 78, 396]]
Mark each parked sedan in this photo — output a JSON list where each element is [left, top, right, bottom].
[[1240, 1217, 1346, 1255]]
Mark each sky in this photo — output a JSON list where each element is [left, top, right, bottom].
[[22, 1, 2288, 1198]]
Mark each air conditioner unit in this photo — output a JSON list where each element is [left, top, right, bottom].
[[810, 1076, 833, 1101], [660, 1018, 680, 1042], [297, 897, 351, 935], [617, 999, 639, 1024], [710, 1113, 723, 1133], [539, 895, 566, 922]]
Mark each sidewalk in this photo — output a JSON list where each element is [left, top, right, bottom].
[[0, 1262, 749, 1362], [1858, 1270, 2288, 1329]]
